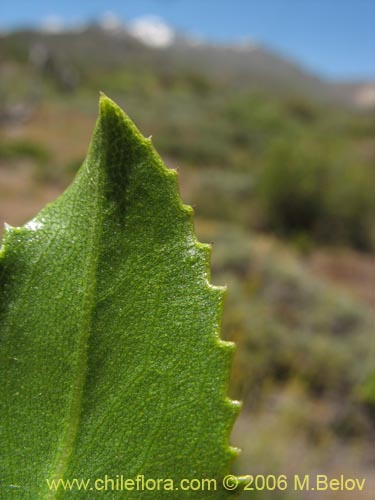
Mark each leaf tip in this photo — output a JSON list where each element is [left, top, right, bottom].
[[96, 93, 149, 159], [98, 92, 116, 121], [98, 91, 113, 111]]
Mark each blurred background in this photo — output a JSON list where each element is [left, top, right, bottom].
[[0, 1, 374, 497]]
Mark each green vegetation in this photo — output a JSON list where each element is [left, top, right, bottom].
[[1, 32, 374, 249], [0, 138, 49, 163], [257, 137, 375, 250]]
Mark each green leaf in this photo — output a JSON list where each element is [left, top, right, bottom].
[[0, 95, 241, 499]]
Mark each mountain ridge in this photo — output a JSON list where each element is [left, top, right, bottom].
[[1, 22, 374, 109]]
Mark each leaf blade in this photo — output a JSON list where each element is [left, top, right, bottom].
[[0, 95, 240, 499]]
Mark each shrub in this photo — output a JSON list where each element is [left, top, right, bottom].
[[257, 139, 375, 250]]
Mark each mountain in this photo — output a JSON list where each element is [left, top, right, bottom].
[[0, 19, 373, 108], [331, 82, 375, 109]]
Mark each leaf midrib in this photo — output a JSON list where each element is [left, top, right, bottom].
[[45, 156, 104, 500]]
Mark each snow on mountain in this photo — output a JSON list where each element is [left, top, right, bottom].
[[128, 16, 175, 48]]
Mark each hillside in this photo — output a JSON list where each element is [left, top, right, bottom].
[[1, 23, 373, 107], [1, 22, 374, 499]]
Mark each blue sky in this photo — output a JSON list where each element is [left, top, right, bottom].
[[1, 0, 374, 80]]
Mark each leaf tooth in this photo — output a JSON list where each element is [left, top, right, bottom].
[[0, 224, 18, 257], [3, 223, 23, 236], [199, 231, 241, 480], [218, 338, 236, 352], [207, 285, 226, 323], [182, 203, 194, 217], [226, 398, 242, 421], [196, 241, 211, 252], [214, 340, 241, 460], [1, 223, 13, 242], [195, 241, 227, 292], [209, 282, 227, 293], [211, 339, 235, 391], [220, 399, 242, 467], [228, 445, 241, 461], [165, 166, 178, 179], [211, 277, 227, 292], [3, 222, 14, 232]]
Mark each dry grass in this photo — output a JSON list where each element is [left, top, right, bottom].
[[308, 250, 375, 309]]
